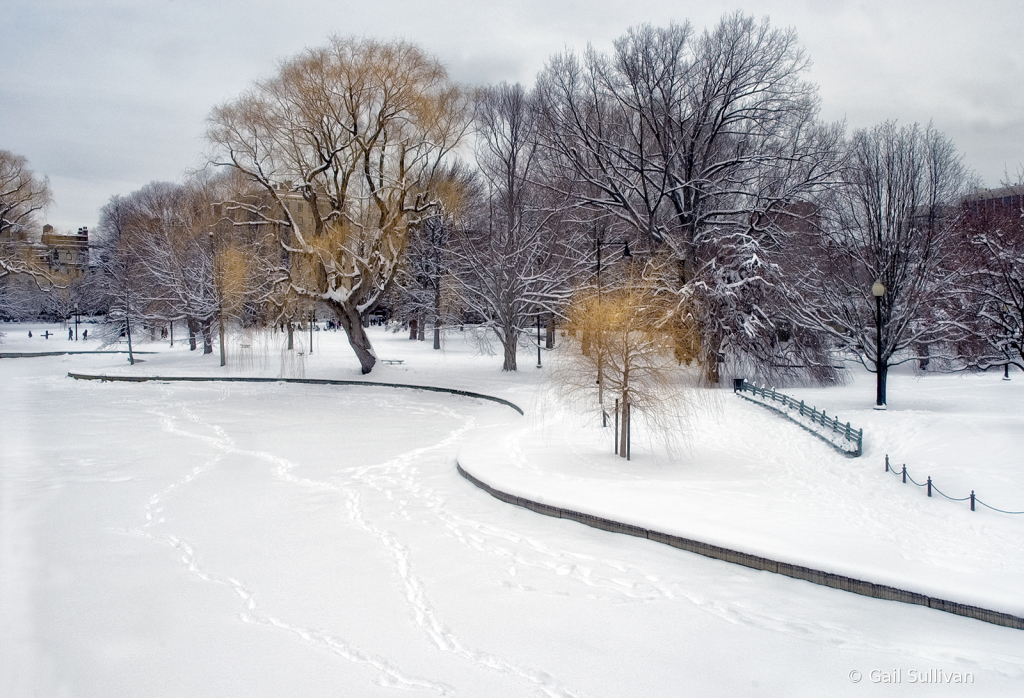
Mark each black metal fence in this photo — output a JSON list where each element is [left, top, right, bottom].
[[884, 455, 1024, 514], [734, 379, 863, 456]]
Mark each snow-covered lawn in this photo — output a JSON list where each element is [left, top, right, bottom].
[[3, 322, 1023, 696], [465, 364, 1024, 618]]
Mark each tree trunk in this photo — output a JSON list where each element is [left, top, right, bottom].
[[704, 347, 721, 384], [618, 395, 629, 458], [287, 322, 294, 350], [545, 314, 555, 349], [201, 319, 213, 354], [501, 327, 518, 371], [336, 305, 377, 374], [125, 318, 134, 366], [219, 314, 226, 367], [417, 316, 425, 341], [187, 317, 198, 351], [409, 319, 417, 340], [433, 285, 442, 350]]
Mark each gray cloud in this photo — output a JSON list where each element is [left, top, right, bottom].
[[3, 0, 1023, 230]]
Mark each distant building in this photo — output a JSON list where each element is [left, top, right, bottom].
[[39, 224, 90, 278], [963, 186, 1024, 215]]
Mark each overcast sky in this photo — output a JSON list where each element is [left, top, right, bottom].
[[3, 0, 1023, 232]]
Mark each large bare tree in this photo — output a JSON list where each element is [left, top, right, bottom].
[[208, 37, 468, 373], [535, 15, 843, 381], [455, 83, 585, 371], [789, 122, 968, 404]]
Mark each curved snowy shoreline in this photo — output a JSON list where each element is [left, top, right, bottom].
[[66, 371, 525, 415], [69, 369, 1024, 630], [455, 460, 1023, 631]]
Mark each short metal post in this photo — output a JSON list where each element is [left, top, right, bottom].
[[885, 454, 889, 472], [927, 476, 932, 497], [970, 490, 975, 511], [902, 464, 906, 483]]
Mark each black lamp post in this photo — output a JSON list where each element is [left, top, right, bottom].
[[536, 312, 543, 369], [872, 280, 886, 409], [209, 231, 226, 366], [1002, 304, 1011, 380], [594, 229, 631, 424], [74, 302, 79, 341], [594, 235, 632, 300]]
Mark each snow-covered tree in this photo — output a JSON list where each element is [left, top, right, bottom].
[[534, 15, 843, 382], [208, 37, 469, 373], [1, 149, 51, 282], [455, 83, 584, 371], [393, 163, 475, 348], [788, 122, 968, 404], [93, 195, 149, 364], [952, 180, 1024, 371], [93, 176, 274, 359]]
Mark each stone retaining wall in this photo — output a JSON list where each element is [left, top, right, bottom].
[[457, 463, 1024, 631]]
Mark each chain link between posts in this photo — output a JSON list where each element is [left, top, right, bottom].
[[884, 455, 1024, 514]]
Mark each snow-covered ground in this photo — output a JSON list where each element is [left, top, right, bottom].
[[2, 321, 1023, 696]]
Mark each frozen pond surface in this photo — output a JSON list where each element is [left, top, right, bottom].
[[2, 327, 1024, 696]]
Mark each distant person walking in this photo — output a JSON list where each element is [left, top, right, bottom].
[[28, 330, 32, 338], [83, 329, 88, 340], [69, 328, 73, 340]]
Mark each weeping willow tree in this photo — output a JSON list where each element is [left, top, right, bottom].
[[557, 258, 697, 458], [1, 149, 52, 282], [208, 37, 469, 373]]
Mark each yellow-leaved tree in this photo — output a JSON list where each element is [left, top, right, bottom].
[[558, 259, 697, 458], [208, 37, 469, 373]]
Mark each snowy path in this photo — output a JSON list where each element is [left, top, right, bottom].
[[3, 354, 1024, 696]]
